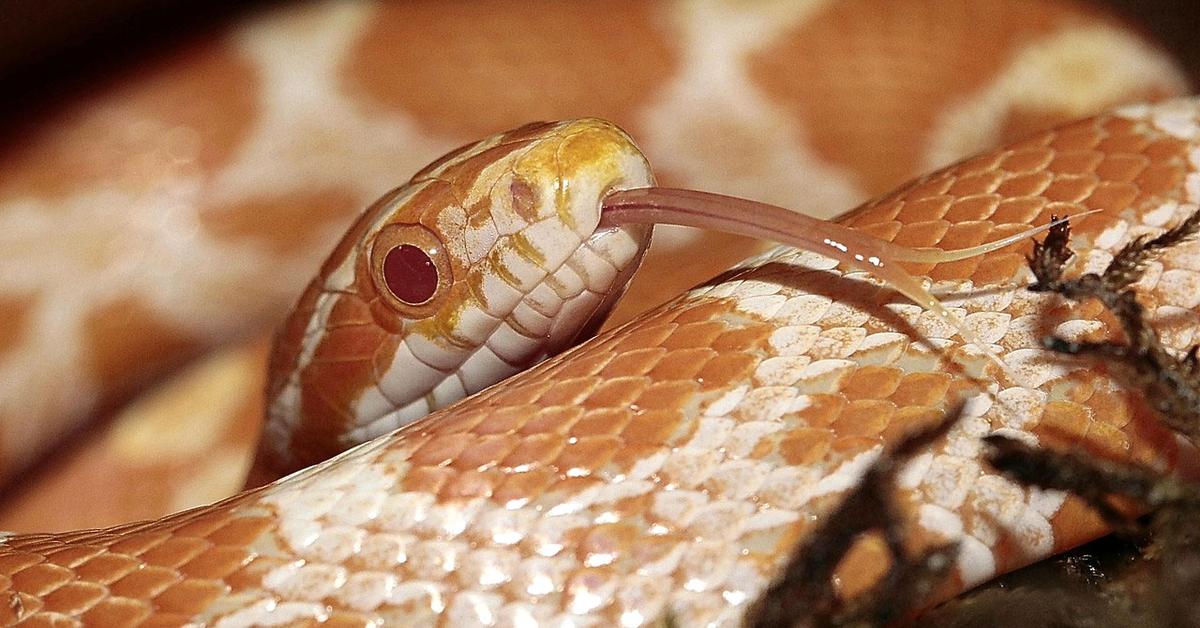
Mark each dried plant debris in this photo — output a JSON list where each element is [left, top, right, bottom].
[[969, 436, 1200, 628], [748, 210, 1200, 628], [1027, 211, 1200, 441], [929, 209, 1200, 628], [746, 405, 963, 628]]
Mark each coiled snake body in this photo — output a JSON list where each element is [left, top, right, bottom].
[[2, 2, 1199, 626], [6, 99, 1200, 625]]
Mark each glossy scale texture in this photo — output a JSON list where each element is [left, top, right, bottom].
[[5, 101, 1200, 625]]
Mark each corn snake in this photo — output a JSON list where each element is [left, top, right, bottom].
[[1, 1, 1198, 625]]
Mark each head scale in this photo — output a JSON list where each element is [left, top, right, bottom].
[[255, 119, 654, 479]]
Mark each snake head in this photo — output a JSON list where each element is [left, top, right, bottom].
[[254, 119, 654, 481]]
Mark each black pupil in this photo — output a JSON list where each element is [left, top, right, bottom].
[[383, 244, 438, 304]]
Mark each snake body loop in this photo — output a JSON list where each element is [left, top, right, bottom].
[[4, 99, 1200, 625]]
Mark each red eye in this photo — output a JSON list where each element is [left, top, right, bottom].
[[383, 244, 439, 305], [370, 223, 450, 318]]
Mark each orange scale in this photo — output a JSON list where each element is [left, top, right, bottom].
[[647, 348, 716, 381], [492, 468, 558, 505], [10, 563, 73, 597], [518, 406, 584, 436], [672, 300, 738, 325], [847, 198, 900, 226], [695, 353, 758, 391], [409, 432, 475, 467], [852, 219, 903, 242], [177, 546, 251, 581], [1084, 181, 1140, 213], [892, 195, 953, 223], [537, 377, 600, 406], [581, 377, 650, 409], [152, 579, 228, 616], [1094, 153, 1150, 183], [80, 597, 152, 627], [450, 433, 521, 470], [831, 400, 895, 439], [441, 469, 504, 499], [946, 170, 1007, 197], [880, 406, 943, 443], [825, 437, 883, 456], [1048, 125, 1105, 152], [902, 176, 958, 202], [607, 444, 667, 478], [778, 428, 834, 466], [840, 366, 903, 401], [42, 546, 104, 569], [610, 324, 678, 354], [1061, 376, 1097, 405], [552, 352, 617, 380], [498, 433, 566, 470], [168, 514, 230, 540], [486, 380, 554, 408], [601, 347, 667, 378], [74, 553, 140, 585], [431, 410, 487, 435], [995, 170, 1054, 197], [470, 405, 533, 435], [943, 194, 1001, 223], [1100, 115, 1140, 135], [1006, 130, 1056, 152], [954, 151, 1011, 177], [400, 466, 455, 495], [969, 252, 1025, 285], [224, 555, 291, 590], [570, 408, 634, 438], [137, 537, 211, 570], [634, 380, 699, 412], [620, 410, 684, 447], [1047, 149, 1104, 175], [1097, 131, 1152, 155], [1089, 391, 1134, 429], [1142, 135, 1189, 162], [1082, 421, 1132, 462], [891, 220, 951, 249], [832, 535, 891, 602], [928, 256, 982, 282], [106, 532, 171, 558], [552, 436, 621, 475], [938, 220, 994, 250], [888, 372, 951, 407], [1135, 162, 1187, 201], [323, 613, 384, 628], [797, 394, 846, 429], [1128, 428, 1180, 470], [1033, 400, 1093, 444], [107, 566, 181, 600], [990, 196, 1047, 225], [659, 321, 729, 351], [998, 147, 1055, 174], [711, 326, 772, 352]]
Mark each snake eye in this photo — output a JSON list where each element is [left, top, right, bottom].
[[370, 224, 452, 317], [383, 244, 438, 305]]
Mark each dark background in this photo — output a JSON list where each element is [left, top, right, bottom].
[[1, 0, 1198, 107]]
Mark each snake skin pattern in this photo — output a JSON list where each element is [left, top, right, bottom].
[[4, 99, 1200, 625], [0, 0, 1186, 498]]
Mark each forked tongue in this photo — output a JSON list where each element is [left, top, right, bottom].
[[601, 187, 1099, 387]]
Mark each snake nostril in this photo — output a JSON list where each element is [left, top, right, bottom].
[[383, 244, 439, 305]]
